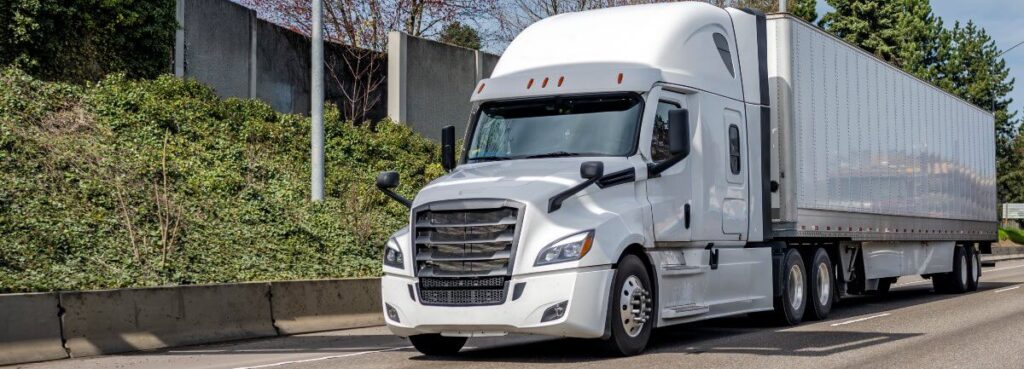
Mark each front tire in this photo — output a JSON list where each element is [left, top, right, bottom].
[[602, 254, 653, 356], [805, 248, 834, 320], [770, 248, 807, 325], [409, 334, 467, 356]]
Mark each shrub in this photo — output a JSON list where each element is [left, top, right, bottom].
[[0, 68, 440, 292]]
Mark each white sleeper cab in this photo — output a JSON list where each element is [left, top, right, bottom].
[[374, 2, 997, 356]]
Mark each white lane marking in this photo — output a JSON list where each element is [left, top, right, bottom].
[[231, 346, 412, 369], [830, 313, 891, 327], [994, 286, 1021, 294], [985, 263, 1024, 273], [894, 280, 928, 287]]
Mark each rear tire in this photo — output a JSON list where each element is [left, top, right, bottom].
[[804, 248, 834, 321], [409, 334, 467, 356], [933, 245, 969, 294], [770, 248, 806, 325], [966, 247, 981, 292], [602, 254, 653, 357]]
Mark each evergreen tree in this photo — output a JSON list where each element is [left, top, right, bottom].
[[789, 0, 818, 23], [439, 22, 482, 50], [934, 22, 1019, 203], [820, 0, 903, 65]]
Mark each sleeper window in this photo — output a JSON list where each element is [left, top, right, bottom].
[[728, 124, 741, 174]]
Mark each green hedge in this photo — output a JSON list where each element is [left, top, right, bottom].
[[999, 228, 1024, 245], [0, 69, 442, 292]]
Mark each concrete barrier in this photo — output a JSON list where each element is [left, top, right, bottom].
[[59, 282, 276, 357], [270, 278, 383, 335], [0, 293, 68, 365]]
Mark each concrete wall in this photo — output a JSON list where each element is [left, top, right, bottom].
[[180, 0, 253, 99], [0, 278, 386, 365], [175, 0, 387, 121], [0, 293, 67, 365], [270, 278, 382, 335], [388, 32, 500, 141], [60, 283, 277, 357]]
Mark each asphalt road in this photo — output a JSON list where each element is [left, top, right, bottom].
[[13, 259, 1024, 369]]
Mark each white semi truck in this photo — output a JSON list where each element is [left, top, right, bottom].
[[374, 2, 997, 356]]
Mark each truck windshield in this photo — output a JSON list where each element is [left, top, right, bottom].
[[467, 94, 642, 162]]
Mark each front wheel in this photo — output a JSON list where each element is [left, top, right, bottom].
[[409, 334, 467, 356], [602, 254, 653, 356]]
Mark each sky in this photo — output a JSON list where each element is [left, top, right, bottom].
[[814, 0, 1024, 117]]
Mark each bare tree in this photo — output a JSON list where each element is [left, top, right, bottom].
[[241, 0, 492, 125]]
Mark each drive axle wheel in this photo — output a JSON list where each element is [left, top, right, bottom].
[[770, 248, 807, 325], [603, 254, 653, 356], [805, 248, 834, 320]]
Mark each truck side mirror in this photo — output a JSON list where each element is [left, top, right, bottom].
[[441, 125, 456, 172], [580, 161, 604, 180], [648, 109, 691, 178], [375, 171, 411, 208], [549, 161, 605, 213], [376, 171, 400, 189], [669, 108, 690, 157]]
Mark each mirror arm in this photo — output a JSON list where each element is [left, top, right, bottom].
[[647, 153, 687, 178], [377, 185, 412, 208], [548, 177, 601, 213]]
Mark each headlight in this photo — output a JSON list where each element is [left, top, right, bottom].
[[383, 238, 404, 269], [535, 230, 594, 266]]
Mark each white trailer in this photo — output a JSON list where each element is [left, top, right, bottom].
[[374, 3, 997, 356]]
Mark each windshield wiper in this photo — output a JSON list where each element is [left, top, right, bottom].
[[522, 151, 583, 159], [469, 156, 514, 162]]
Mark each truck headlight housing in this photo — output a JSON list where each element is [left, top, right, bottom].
[[383, 238, 404, 269], [535, 230, 594, 266]]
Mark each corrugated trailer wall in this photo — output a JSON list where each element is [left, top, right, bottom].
[[766, 15, 996, 240]]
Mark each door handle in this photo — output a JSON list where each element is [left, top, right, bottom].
[[684, 203, 691, 229]]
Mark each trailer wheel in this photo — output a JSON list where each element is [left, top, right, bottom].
[[966, 247, 981, 292], [409, 334, 467, 356], [933, 246, 969, 294], [769, 248, 807, 325], [805, 248, 833, 320], [602, 254, 653, 356]]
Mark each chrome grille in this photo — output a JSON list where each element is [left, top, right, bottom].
[[413, 202, 522, 306], [413, 206, 519, 277]]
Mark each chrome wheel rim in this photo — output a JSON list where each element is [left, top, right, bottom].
[[817, 262, 831, 306], [788, 264, 804, 311], [619, 275, 651, 338]]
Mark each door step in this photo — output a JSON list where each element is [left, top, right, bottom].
[[662, 304, 710, 319]]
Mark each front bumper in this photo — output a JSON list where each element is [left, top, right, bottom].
[[382, 267, 614, 338]]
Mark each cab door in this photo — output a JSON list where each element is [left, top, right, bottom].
[[644, 89, 692, 243]]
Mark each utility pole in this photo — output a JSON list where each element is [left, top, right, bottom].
[[779, 0, 788, 13], [311, 0, 325, 201]]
